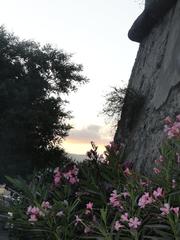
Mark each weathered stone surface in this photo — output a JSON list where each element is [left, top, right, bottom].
[[114, 0, 180, 174], [128, 0, 177, 42]]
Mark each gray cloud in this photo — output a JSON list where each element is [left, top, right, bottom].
[[67, 125, 107, 144]]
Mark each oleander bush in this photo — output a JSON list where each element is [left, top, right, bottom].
[[3, 115, 180, 240]]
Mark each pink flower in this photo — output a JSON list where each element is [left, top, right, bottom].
[[155, 155, 164, 164], [153, 187, 164, 199], [171, 207, 179, 217], [85, 202, 93, 215], [54, 167, 60, 174], [163, 116, 180, 139], [41, 201, 52, 209], [128, 217, 141, 229], [54, 175, 61, 186], [27, 206, 32, 215], [153, 167, 161, 174], [86, 202, 93, 210], [28, 214, 38, 222], [166, 124, 180, 139], [53, 167, 62, 186], [164, 116, 173, 125], [124, 168, 132, 176], [63, 165, 79, 185], [109, 190, 123, 209], [30, 207, 40, 215], [121, 213, 129, 222], [26, 206, 42, 222], [121, 192, 130, 198], [114, 221, 124, 231], [160, 203, 170, 216], [138, 192, 153, 208], [176, 114, 180, 122], [75, 215, 82, 226]]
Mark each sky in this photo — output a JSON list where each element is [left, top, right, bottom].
[[0, 0, 143, 155]]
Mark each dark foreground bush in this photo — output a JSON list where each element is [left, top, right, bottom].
[[2, 115, 180, 240]]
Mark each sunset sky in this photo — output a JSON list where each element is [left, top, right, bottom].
[[0, 0, 143, 155]]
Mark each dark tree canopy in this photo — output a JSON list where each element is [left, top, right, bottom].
[[0, 26, 88, 179]]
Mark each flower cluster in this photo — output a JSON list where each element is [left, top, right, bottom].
[[63, 165, 79, 184], [115, 214, 141, 231], [53, 165, 79, 186], [41, 201, 52, 210], [53, 167, 62, 186], [160, 203, 179, 217], [26, 201, 52, 222], [138, 187, 164, 208], [26, 206, 43, 222], [109, 190, 123, 209], [9, 114, 180, 239], [85, 202, 93, 215], [164, 115, 180, 139], [105, 141, 121, 155]]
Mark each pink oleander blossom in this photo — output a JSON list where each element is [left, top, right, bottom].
[[160, 203, 170, 216], [171, 207, 179, 217], [86, 202, 93, 210], [138, 192, 153, 208], [114, 221, 124, 231], [164, 116, 180, 139], [124, 167, 132, 176], [27, 206, 33, 215], [26, 206, 42, 222], [153, 167, 161, 174], [41, 201, 52, 209], [109, 190, 123, 209], [164, 116, 173, 125], [28, 214, 38, 222], [75, 215, 82, 226], [128, 217, 141, 229], [29, 207, 41, 215], [63, 165, 79, 185], [85, 202, 93, 215], [53, 167, 62, 186], [176, 114, 180, 122], [121, 213, 129, 222], [155, 155, 164, 164], [153, 187, 164, 199], [121, 192, 130, 198]]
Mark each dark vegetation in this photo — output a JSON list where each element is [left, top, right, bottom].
[[0, 26, 87, 180]]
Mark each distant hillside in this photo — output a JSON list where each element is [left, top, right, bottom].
[[69, 153, 86, 162]]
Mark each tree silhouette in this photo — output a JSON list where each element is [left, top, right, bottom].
[[0, 26, 88, 178]]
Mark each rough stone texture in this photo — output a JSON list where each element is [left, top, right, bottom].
[[128, 0, 177, 42], [114, 0, 180, 174]]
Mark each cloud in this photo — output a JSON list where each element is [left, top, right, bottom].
[[67, 124, 111, 144]]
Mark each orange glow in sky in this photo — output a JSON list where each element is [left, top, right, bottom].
[[62, 140, 109, 155]]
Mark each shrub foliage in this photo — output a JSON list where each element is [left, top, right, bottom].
[[2, 114, 180, 239]]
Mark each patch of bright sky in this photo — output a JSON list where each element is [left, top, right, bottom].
[[0, 0, 144, 154]]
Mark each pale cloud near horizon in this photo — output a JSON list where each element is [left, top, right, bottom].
[[66, 124, 112, 144]]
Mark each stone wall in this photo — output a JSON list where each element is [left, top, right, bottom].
[[114, 0, 180, 174]]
